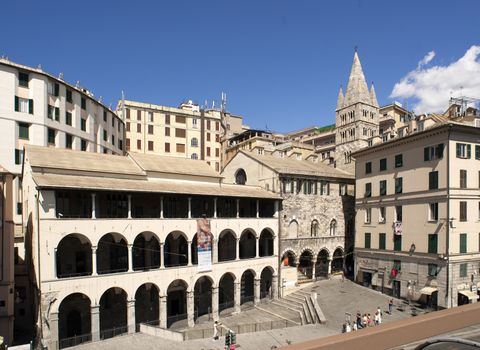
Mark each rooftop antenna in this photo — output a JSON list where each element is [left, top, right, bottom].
[[58, 72, 64, 80], [221, 92, 227, 112], [37, 64, 42, 70], [98, 96, 103, 103], [75, 81, 80, 88], [212, 100, 215, 109]]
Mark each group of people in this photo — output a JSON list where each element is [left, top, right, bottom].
[[342, 307, 383, 333]]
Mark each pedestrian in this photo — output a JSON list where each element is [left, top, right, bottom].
[[346, 322, 351, 333], [388, 299, 394, 314], [377, 307, 382, 324], [362, 314, 368, 328], [367, 313, 374, 327], [352, 322, 358, 331], [342, 323, 347, 333], [213, 320, 219, 340], [374, 311, 379, 326], [356, 311, 362, 329]]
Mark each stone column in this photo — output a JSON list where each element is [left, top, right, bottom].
[[235, 238, 240, 260], [256, 199, 259, 218], [312, 258, 317, 280], [234, 282, 241, 313], [211, 286, 219, 321], [187, 291, 194, 327], [128, 244, 133, 272], [188, 197, 192, 219], [160, 243, 164, 268], [273, 235, 278, 256], [212, 238, 218, 264], [213, 198, 217, 218], [127, 299, 135, 333], [255, 235, 260, 258], [160, 196, 164, 219], [127, 194, 132, 219], [91, 193, 96, 219], [272, 275, 279, 299], [187, 241, 192, 266], [92, 246, 98, 276], [254, 278, 261, 305], [159, 294, 167, 329], [236, 199, 240, 218], [49, 312, 59, 350], [91, 305, 100, 341], [327, 258, 333, 276]]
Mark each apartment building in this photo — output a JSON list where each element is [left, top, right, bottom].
[[354, 122, 480, 309], [119, 99, 244, 173], [22, 145, 279, 349], [222, 150, 355, 291]]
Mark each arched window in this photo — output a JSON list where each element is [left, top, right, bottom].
[[330, 219, 337, 236], [288, 220, 298, 238], [191, 138, 198, 147], [235, 169, 247, 185], [191, 153, 198, 160], [311, 220, 319, 237]]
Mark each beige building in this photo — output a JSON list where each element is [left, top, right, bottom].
[[354, 122, 480, 309], [21, 145, 279, 349], [222, 150, 355, 290], [119, 99, 244, 173]]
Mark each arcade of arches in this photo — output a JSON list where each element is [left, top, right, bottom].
[[281, 247, 345, 280]]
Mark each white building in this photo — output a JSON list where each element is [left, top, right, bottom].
[[22, 145, 279, 349]]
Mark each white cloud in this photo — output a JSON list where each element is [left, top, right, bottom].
[[390, 45, 480, 113]]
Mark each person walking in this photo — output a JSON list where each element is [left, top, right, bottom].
[[388, 299, 394, 314], [377, 307, 382, 324], [356, 311, 362, 329], [213, 321, 219, 340], [352, 322, 358, 331], [346, 322, 352, 332], [374, 311, 379, 326]]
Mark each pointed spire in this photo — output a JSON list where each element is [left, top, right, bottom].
[[344, 50, 371, 106], [336, 86, 344, 110], [370, 82, 379, 107]]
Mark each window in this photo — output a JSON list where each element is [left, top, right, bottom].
[[175, 128, 186, 138], [137, 140, 142, 150], [47, 128, 55, 145], [48, 82, 59, 96], [429, 171, 438, 190], [424, 144, 444, 161], [111, 135, 115, 146], [165, 127, 170, 136], [81, 118, 86, 132], [460, 170, 467, 188], [137, 124, 141, 133], [460, 233, 467, 253], [148, 141, 154, 151], [14, 96, 33, 114], [340, 184, 347, 196], [148, 125, 154, 135], [395, 205, 402, 222], [18, 123, 29, 139], [321, 181, 330, 195], [379, 233, 386, 250], [395, 154, 403, 168], [81, 97, 86, 110], [48, 106, 59, 120], [207, 133, 211, 142], [393, 177, 402, 194], [165, 143, 170, 152], [460, 201, 467, 222], [429, 203, 439, 221], [380, 158, 387, 171], [126, 138, 130, 150], [176, 115, 186, 123], [192, 118, 198, 128], [126, 122, 130, 132], [365, 183, 372, 197], [14, 149, 23, 165], [17, 202, 22, 215], [165, 114, 170, 124], [393, 259, 401, 271], [191, 138, 198, 147], [206, 147, 211, 157], [137, 110, 141, 121], [456, 143, 471, 159], [81, 139, 87, 151], [66, 89, 73, 103], [235, 169, 247, 185], [103, 130, 107, 141], [65, 134, 73, 149], [216, 121, 220, 131], [148, 112, 154, 122], [393, 235, 402, 251], [428, 264, 438, 277], [216, 134, 220, 143], [126, 108, 130, 119], [215, 148, 220, 157], [379, 207, 386, 223], [207, 120, 211, 130], [460, 263, 468, 277], [19, 72, 29, 87], [283, 179, 291, 193], [65, 112, 72, 126], [103, 110, 107, 122], [365, 208, 371, 224], [428, 234, 438, 254], [191, 153, 198, 160], [476, 145, 480, 160], [364, 233, 371, 249], [379, 180, 387, 196], [176, 143, 185, 153], [119, 139, 123, 151]]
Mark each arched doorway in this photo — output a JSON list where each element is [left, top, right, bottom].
[[58, 293, 91, 348], [218, 230, 236, 261], [56, 234, 92, 278], [135, 283, 159, 331], [281, 250, 296, 267], [315, 249, 329, 278], [194, 276, 213, 320], [99, 287, 127, 339], [97, 233, 128, 274], [260, 267, 274, 299], [164, 231, 188, 267], [239, 230, 256, 259], [259, 229, 274, 257], [332, 248, 344, 274], [132, 232, 160, 271], [298, 250, 314, 280], [235, 169, 247, 185], [241, 270, 255, 304], [219, 273, 235, 312], [167, 280, 188, 328]]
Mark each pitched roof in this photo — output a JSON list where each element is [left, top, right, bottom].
[[370, 83, 379, 107], [239, 151, 354, 179], [344, 51, 371, 106], [336, 87, 345, 110]]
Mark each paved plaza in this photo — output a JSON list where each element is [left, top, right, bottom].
[[73, 279, 423, 350]]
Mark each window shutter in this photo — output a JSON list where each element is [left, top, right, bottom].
[[14, 96, 19, 111], [436, 144, 444, 159], [456, 143, 461, 158], [460, 234, 467, 253], [467, 144, 472, 159], [424, 147, 430, 161], [54, 83, 59, 96], [29, 99, 34, 114], [476, 145, 480, 160]]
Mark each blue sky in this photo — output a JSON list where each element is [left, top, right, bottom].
[[1, 0, 479, 133]]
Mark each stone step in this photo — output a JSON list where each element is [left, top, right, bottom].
[[287, 294, 305, 302], [295, 290, 312, 297], [257, 303, 302, 325], [302, 301, 313, 324], [305, 295, 319, 324], [272, 300, 303, 313], [283, 297, 304, 308]]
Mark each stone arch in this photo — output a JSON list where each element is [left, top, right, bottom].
[[298, 249, 314, 280], [164, 231, 188, 267], [259, 228, 274, 257], [218, 272, 236, 312], [135, 283, 159, 330], [288, 219, 299, 238], [167, 279, 189, 328], [315, 249, 330, 278], [58, 293, 91, 347], [132, 231, 160, 271], [235, 168, 247, 185], [260, 266, 274, 299], [239, 229, 256, 259], [281, 249, 296, 267], [329, 218, 337, 236], [99, 287, 128, 339], [56, 233, 92, 278], [97, 232, 128, 274], [218, 229, 237, 261], [194, 276, 213, 320], [240, 269, 256, 304], [310, 220, 319, 237], [332, 247, 344, 274]]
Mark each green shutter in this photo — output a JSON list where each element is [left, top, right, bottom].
[[29, 99, 34, 114], [424, 147, 430, 161], [394, 235, 402, 251], [428, 234, 437, 254], [436, 144, 444, 159], [395, 178, 402, 194], [379, 233, 386, 250], [365, 233, 371, 249], [55, 107, 60, 121], [14, 96, 19, 111], [456, 143, 462, 158], [476, 145, 480, 160], [460, 233, 467, 253], [467, 144, 472, 159]]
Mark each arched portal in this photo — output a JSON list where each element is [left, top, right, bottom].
[[315, 249, 329, 278], [194, 276, 213, 320], [218, 230, 236, 261], [259, 229, 274, 257], [281, 250, 296, 267], [97, 233, 128, 274], [58, 293, 91, 348], [241, 270, 255, 304], [132, 232, 160, 271], [260, 267, 274, 299], [56, 234, 92, 278], [332, 248, 344, 274], [239, 230, 256, 259], [235, 169, 247, 185], [219, 273, 235, 312], [135, 283, 159, 331], [99, 287, 127, 339], [298, 250, 314, 279], [167, 280, 188, 328], [164, 231, 188, 267]]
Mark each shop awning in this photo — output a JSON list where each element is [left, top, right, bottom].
[[419, 287, 438, 295], [458, 290, 478, 300]]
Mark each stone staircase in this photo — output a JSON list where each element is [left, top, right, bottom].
[[297, 270, 313, 284]]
